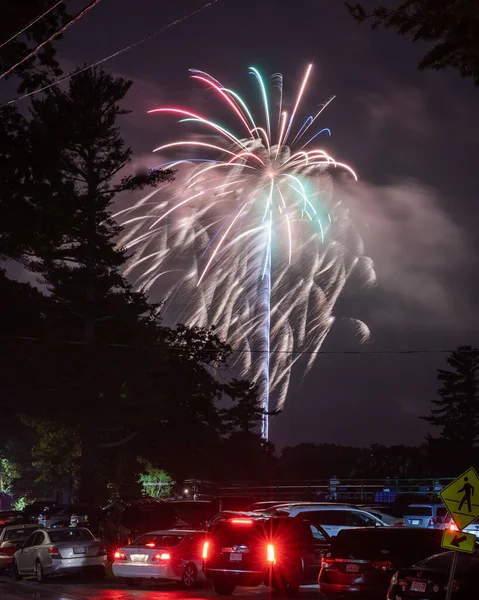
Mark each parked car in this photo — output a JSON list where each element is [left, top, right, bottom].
[[113, 529, 206, 587], [263, 503, 387, 537], [204, 515, 331, 596], [403, 504, 447, 528], [22, 501, 58, 523], [38, 504, 99, 529], [358, 505, 404, 526], [69, 507, 103, 535], [387, 550, 479, 599], [12, 527, 106, 583], [0, 524, 40, 571], [100, 498, 182, 549], [318, 527, 452, 598], [0, 511, 30, 527]]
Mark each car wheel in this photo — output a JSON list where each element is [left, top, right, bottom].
[[35, 560, 47, 584], [213, 578, 236, 595], [180, 562, 198, 588], [11, 560, 22, 581], [126, 578, 142, 586]]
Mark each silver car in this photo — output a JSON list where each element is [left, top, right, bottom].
[[12, 527, 107, 582], [0, 524, 40, 570]]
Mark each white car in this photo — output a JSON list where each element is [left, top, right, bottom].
[[12, 527, 106, 582], [261, 503, 387, 537], [113, 529, 206, 587]]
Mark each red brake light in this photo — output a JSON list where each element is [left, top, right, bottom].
[[429, 518, 436, 526], [145, 542, 156, 548], [114, 551, 126, 560], [0, 546, 17, 555], [48, 547, 61, 558], [202, 541, 209, 560], [230, 519, 253, 525], [267, 544, 275, 563], [154, 552, 171, 561], [97, 545, 106, 556]]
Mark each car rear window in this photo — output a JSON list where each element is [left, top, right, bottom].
[[332, 529, 443, 564], [132, 534, 186, 547], [4, 528, 36, 541], [48, 529, 94, 543], [404, 506, 433, 516]]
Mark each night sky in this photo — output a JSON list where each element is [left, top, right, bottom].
[[21, 0, 479, 448]]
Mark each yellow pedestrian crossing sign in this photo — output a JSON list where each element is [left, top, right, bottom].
[[441, 529, 476, 554], [440, 467, 479, 530]]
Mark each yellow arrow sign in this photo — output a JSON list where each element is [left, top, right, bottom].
[[441, 529, 476, 554], [440, 467, 479, 530]]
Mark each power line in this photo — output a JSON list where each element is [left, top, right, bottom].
[[0, 0, 104, 81], [0, 0, 64, 51], [1, 0, 223, 107], [2, 335, 473, 356]]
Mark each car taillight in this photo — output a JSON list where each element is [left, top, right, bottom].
[[266, 544, 275, 563], [48, 547, 61, 559], [445, 580, 459, 591], [0, 546, 17, 555], [145, 542, 156, 548], [321, 557, 335, 567], [153, 552, 171, 561], [114, 551, 126, 560], [202, 541, 209, 560], [372, 561, 392, 571], [97, 545, 106, 556], [449, 521, 458, 531], [230, 519, 253, 525], [429, 518, 436, 526]]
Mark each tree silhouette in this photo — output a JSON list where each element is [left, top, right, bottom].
[[346, 1, 479, 85], [422, 345, 479, 470]]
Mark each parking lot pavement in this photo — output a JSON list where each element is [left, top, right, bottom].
[[0, 577, 321, 600]]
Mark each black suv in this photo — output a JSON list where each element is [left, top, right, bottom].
[[319, 527, 450, 598], [203, 515, 330, 596]]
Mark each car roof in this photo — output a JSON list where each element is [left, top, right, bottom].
[[3, 523, 39, 530], [44, 527, 91, 533], [407, 504, 443, 508], [277, 504, 363, 511]]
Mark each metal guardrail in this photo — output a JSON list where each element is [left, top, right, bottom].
[[217, 478, 455, 503]]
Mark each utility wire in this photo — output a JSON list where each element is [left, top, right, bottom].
[[0, 0, 104, 81], [0, 0, 64, 50], [1, 0, 223, 107], [2, 335, 474, 356]]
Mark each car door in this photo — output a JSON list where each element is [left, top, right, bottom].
[[348, 510, 382, 528], [303, 524, 330, 582], [32, 531, 48, 570], [16, 532, 42, 573]]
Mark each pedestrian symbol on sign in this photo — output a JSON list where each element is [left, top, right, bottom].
[[458, 477, 474, 513]]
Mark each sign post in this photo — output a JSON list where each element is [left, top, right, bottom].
[[439, 468, 479, 600]]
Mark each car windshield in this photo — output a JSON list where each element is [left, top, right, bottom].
[[131, 533, 186, 547], [404, 506, 433, 516], [48, 529, 94, 543], [4, 528, 36, 541]]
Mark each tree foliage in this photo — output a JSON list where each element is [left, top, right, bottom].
[[137, 459, 173, 499], [346, 0, 479, 84], [421, 345, 479, 470]]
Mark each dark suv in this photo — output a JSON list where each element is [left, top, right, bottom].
[[319, 527, 450, 598], [204, 515, 330, 596]]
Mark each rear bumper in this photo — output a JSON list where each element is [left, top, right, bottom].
[[46, 556, 107, 575], [0, 556, 13, 567], [113, 562, 180, 581], [205, 568, 266, 586]]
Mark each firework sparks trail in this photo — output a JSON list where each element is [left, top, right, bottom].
[[117, 64, 376, 440]]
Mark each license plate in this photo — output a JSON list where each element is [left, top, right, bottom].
[[412, 520, 420, 525], [73, 547, 86, 554], [410, 581, 427, 593], [346, 563, 359, 573], [230, 553, 242, 561], [131, 554, 148, 562]]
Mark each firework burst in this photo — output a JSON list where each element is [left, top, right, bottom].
[[117, 64, 375, 440]]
